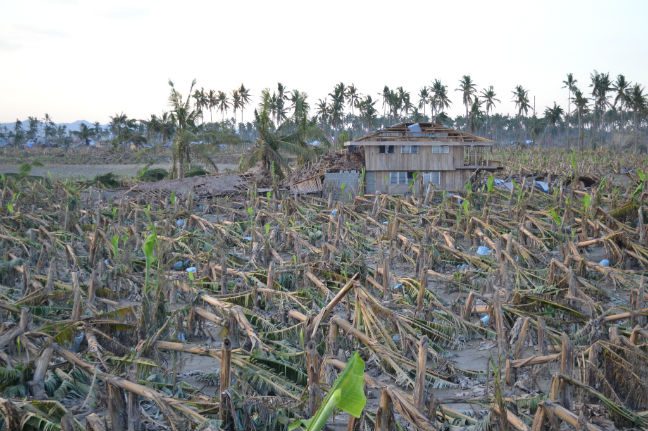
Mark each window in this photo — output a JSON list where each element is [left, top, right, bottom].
[[379, 145, 395, 154], [400, 145, 419, 154], [389, 172, 408, 185], [423, 171, 441, 186], [387, 145, 395, 154], [379, 145, 386, 153], [431, 146, 449, 154]]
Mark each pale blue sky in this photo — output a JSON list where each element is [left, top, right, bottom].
[[1, 0, 647, 122]]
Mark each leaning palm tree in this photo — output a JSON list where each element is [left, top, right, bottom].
[[168, 79, 201, 179], [456, 75, 477, 128]]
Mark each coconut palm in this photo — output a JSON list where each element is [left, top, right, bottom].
[[627, 84, 646, 152], [43, 113, 56, 145], [480, 86, 500, 116], [612, 74, 631, 128], [418, 87, 430, 116], [590, 70, 612, 135], [572, 88, 589, 149], [26, 116, 40, 141], [12, 120, 24, 147], [168, 79, 201, 179], [359, 95, 378, 131], [562, 73, 578, 118], [456, 75, 477, 127], [512, 85, 531, 117], [239, 89, 316, 178], [232, 89, 242, 123], [315, 98, 329, 128], [74, 123, 95, 145], [216, 91, 230, 122], [394, 87, 411, 117], [431, 79, 451, 123], [192, 88, 207, 123], [346, 84, 360, 116], [380, 86, 391, 117], [238, 84, 251, 123], [543, 102, 564, 143]]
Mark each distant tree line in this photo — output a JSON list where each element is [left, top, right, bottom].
[[2, 70, 647, 157]]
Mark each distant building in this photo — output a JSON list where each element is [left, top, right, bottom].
[[346, 122, 502, 193]]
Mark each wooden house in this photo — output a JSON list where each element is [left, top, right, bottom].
[[346, 122, 501, 194]]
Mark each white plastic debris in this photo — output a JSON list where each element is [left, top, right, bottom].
[[477, 246, 492, 256], [598, 259, 610, 267], [186, 267, 197, 273], [480, 315, 491, 326], [175, 218, 186, 228], [534, 181, 550, 193]]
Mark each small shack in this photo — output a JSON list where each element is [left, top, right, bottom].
[[347, 122, 501, 194]]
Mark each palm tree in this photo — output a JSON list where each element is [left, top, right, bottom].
[[627, 84, 646, 152], [380, 86, 391, 117], [216, 91, 230, 122], [418, 87, 430, 117], [275, 83, 289, 124], [74, 123, 95, 145], [562, 73, 578, 118], [168, 79, 200, 179], [329, 83, 346, 129], [397, 87, 413, 117], [590, 70, 612, 137], [512, 85, 531, 117], [206, 89, 217, 123], [193, 88, 207, 123], [289, 90, 309, 121], [239, 90, 316, 178], [238, 84, 251, 123], [543, 102, 564, 143], [480, 86, 500, 116], [12, 120, 24, 147], [456, 75, 477, 127], [430, 79, 451, 123], [359, 95, 378, 131], [346, 84, 360, 116], [109, 113, 129, 148], [468, 99, 483, 132], [232, 89, 242, 123], [43, 113, 56, 145], [613, 74, 631, 128], [26, 116, 40, 141], [572, 88, 589, 149], [315, 98, 330, 128]]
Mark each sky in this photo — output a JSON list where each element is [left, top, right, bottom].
[[1, 0, 647, 123]]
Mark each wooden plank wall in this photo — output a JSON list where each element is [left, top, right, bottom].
[[365, 145, 468, 171]]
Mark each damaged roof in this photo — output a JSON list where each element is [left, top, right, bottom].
[[348, 122, 493, 145]]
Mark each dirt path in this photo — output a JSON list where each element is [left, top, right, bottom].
[[0, 163, 239, 179]]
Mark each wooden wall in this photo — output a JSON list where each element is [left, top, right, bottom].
[[365, 170, 471, 194], [365, 145, 460, 171]]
